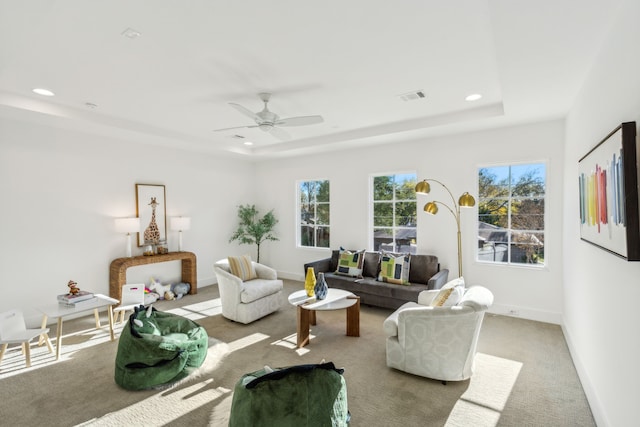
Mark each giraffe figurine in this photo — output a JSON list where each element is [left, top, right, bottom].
[[143, 197, 161, 244]]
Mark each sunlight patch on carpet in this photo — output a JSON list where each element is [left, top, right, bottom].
[[77, 379, 232, 426], [0, 324, 125, 379], [227, 333, 270, 352], [165, 299, 222, 320], [270, 332, 314, 355], [444, 352, 523, 427]]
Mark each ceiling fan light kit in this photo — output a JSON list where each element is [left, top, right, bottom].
[[214, 92, 324, 141]]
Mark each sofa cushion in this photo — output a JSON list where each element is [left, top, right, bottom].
[[240, 279, 283, 304], [335, 249, 365, 278], [407, 254, 439, 285], [362, 251, 381, 278], [228, 255, 257, 281], [378, 252, 410, 285]]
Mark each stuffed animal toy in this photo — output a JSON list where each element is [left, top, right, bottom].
[[149, 277, 173, 300], [171, 282, 191, 300], [67, 280, 80, 295]]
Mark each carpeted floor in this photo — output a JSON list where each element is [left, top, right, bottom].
[[0, 280, 595, 426]]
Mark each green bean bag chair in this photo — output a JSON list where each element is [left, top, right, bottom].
[[229, 362, 350, 426], [114, 305, 208, 390]]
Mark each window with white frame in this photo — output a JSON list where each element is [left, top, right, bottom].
[[371, 173, 417, 254], [298, 180, 330, 248], [477, 163, 546, 266]]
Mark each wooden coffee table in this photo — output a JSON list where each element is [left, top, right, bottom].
[[288, 288, 360, 348]]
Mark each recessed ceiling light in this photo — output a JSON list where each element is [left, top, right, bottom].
[[243, 141, 254, 146], [32, 88, 55, 97], [465, 94, 482, 102], [121, 27, 141, 39]]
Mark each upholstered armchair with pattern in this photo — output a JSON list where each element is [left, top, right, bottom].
[[383, 280, 493, 382], [214, 256, 284, 324]]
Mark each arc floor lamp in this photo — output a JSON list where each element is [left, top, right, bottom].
[[415, 179, 476, 278]]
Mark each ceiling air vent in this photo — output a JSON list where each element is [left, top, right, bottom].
[[398, 90, 426, 102]]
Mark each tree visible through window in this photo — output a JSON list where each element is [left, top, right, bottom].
[[477, 164, 546, 266], [299, 180, 330, 248], [372, 173, 417, 253]]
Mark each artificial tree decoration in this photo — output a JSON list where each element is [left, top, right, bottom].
[[229, 204, 279, 263]]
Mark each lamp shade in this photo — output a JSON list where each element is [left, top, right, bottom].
[[415, 180, 431, 194], [458, 192, 476, 207], [170, 217, 191, 231], [423, 202, 438, 215], [115, 217, 140, 233]]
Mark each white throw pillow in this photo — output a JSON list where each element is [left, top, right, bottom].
[[430, 277, 465, 307]]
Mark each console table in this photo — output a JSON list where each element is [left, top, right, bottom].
[[109, 252, 197, 303]]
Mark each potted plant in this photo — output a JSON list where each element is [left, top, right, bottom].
[[229, 204, 278, 263]]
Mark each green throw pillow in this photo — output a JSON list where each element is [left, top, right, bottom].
[[378, 252, 410, 285], [335, 249, 365, 278]]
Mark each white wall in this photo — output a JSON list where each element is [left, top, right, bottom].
[[563, 0, 640, 425], [0, 117, 254, 325], [254, 119, 565, 324]]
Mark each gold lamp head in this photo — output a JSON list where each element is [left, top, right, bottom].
[[424, 202, 438, 215], [415, 180, 431, 194], [458, 192, 476, 207]]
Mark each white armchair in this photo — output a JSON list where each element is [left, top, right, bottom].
[[214, 259, 284, 324], [383, 285, 493, 382]]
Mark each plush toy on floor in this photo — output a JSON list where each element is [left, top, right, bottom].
[[171, 282, 191, 300], [149, 277, 175, 300]]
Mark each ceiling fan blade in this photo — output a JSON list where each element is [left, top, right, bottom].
[[213, 124, 258, 132], [229, 102, 259, 121], [268, 126, 291, 141], [275, 115, 324, 127]]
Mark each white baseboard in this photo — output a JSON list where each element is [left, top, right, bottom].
[[487, 303, 562, 325], [561, 320, 609, 427]]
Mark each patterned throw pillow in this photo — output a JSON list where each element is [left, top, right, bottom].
[[377, 252, 411, 285], [335, 249, 365, 278], [228, 254, 257, 281]]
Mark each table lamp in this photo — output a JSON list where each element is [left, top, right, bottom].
[[170, 217, 191, 252], [115, 217, 140, 257]]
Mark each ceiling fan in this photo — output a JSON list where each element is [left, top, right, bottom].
[[214, 92, 324, 140]]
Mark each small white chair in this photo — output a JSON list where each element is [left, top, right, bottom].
[[0, 309, 52, 368], [113, 284, 146, 324]]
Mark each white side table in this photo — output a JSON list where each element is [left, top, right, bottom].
[[38, 294, 119, 360]]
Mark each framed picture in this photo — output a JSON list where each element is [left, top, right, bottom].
[[578, 121, 639, 260], [135, 184, 167, 247]]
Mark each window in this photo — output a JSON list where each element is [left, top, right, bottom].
[[372, 173, 417, 254], [477, 163, 546, 266], [298, 180, 330, 248]]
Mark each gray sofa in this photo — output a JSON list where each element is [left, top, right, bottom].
[[304, 250, 449, 310]]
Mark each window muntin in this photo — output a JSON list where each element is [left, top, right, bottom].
[[299, 180, 330, 248], [477, 163, 546, 266], [372, 173, 417, 254]]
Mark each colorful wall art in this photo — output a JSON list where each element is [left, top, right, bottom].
[[578, 122, 639, 260]]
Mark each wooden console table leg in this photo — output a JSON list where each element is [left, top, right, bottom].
[[297, 305, 311, 348], [346, 296, 360, 337]]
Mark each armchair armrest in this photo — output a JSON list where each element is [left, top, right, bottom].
[[254, 262, 277, 280], [304, 257, 333, 275], [427, 269, 449, 290]]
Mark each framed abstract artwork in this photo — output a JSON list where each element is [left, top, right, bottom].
[[578, 121, 639, 260], [135, 184, 167, 246]]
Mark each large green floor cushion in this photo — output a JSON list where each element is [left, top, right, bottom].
[[229, 362, 350, 427], [114, 305, 208, 391]]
